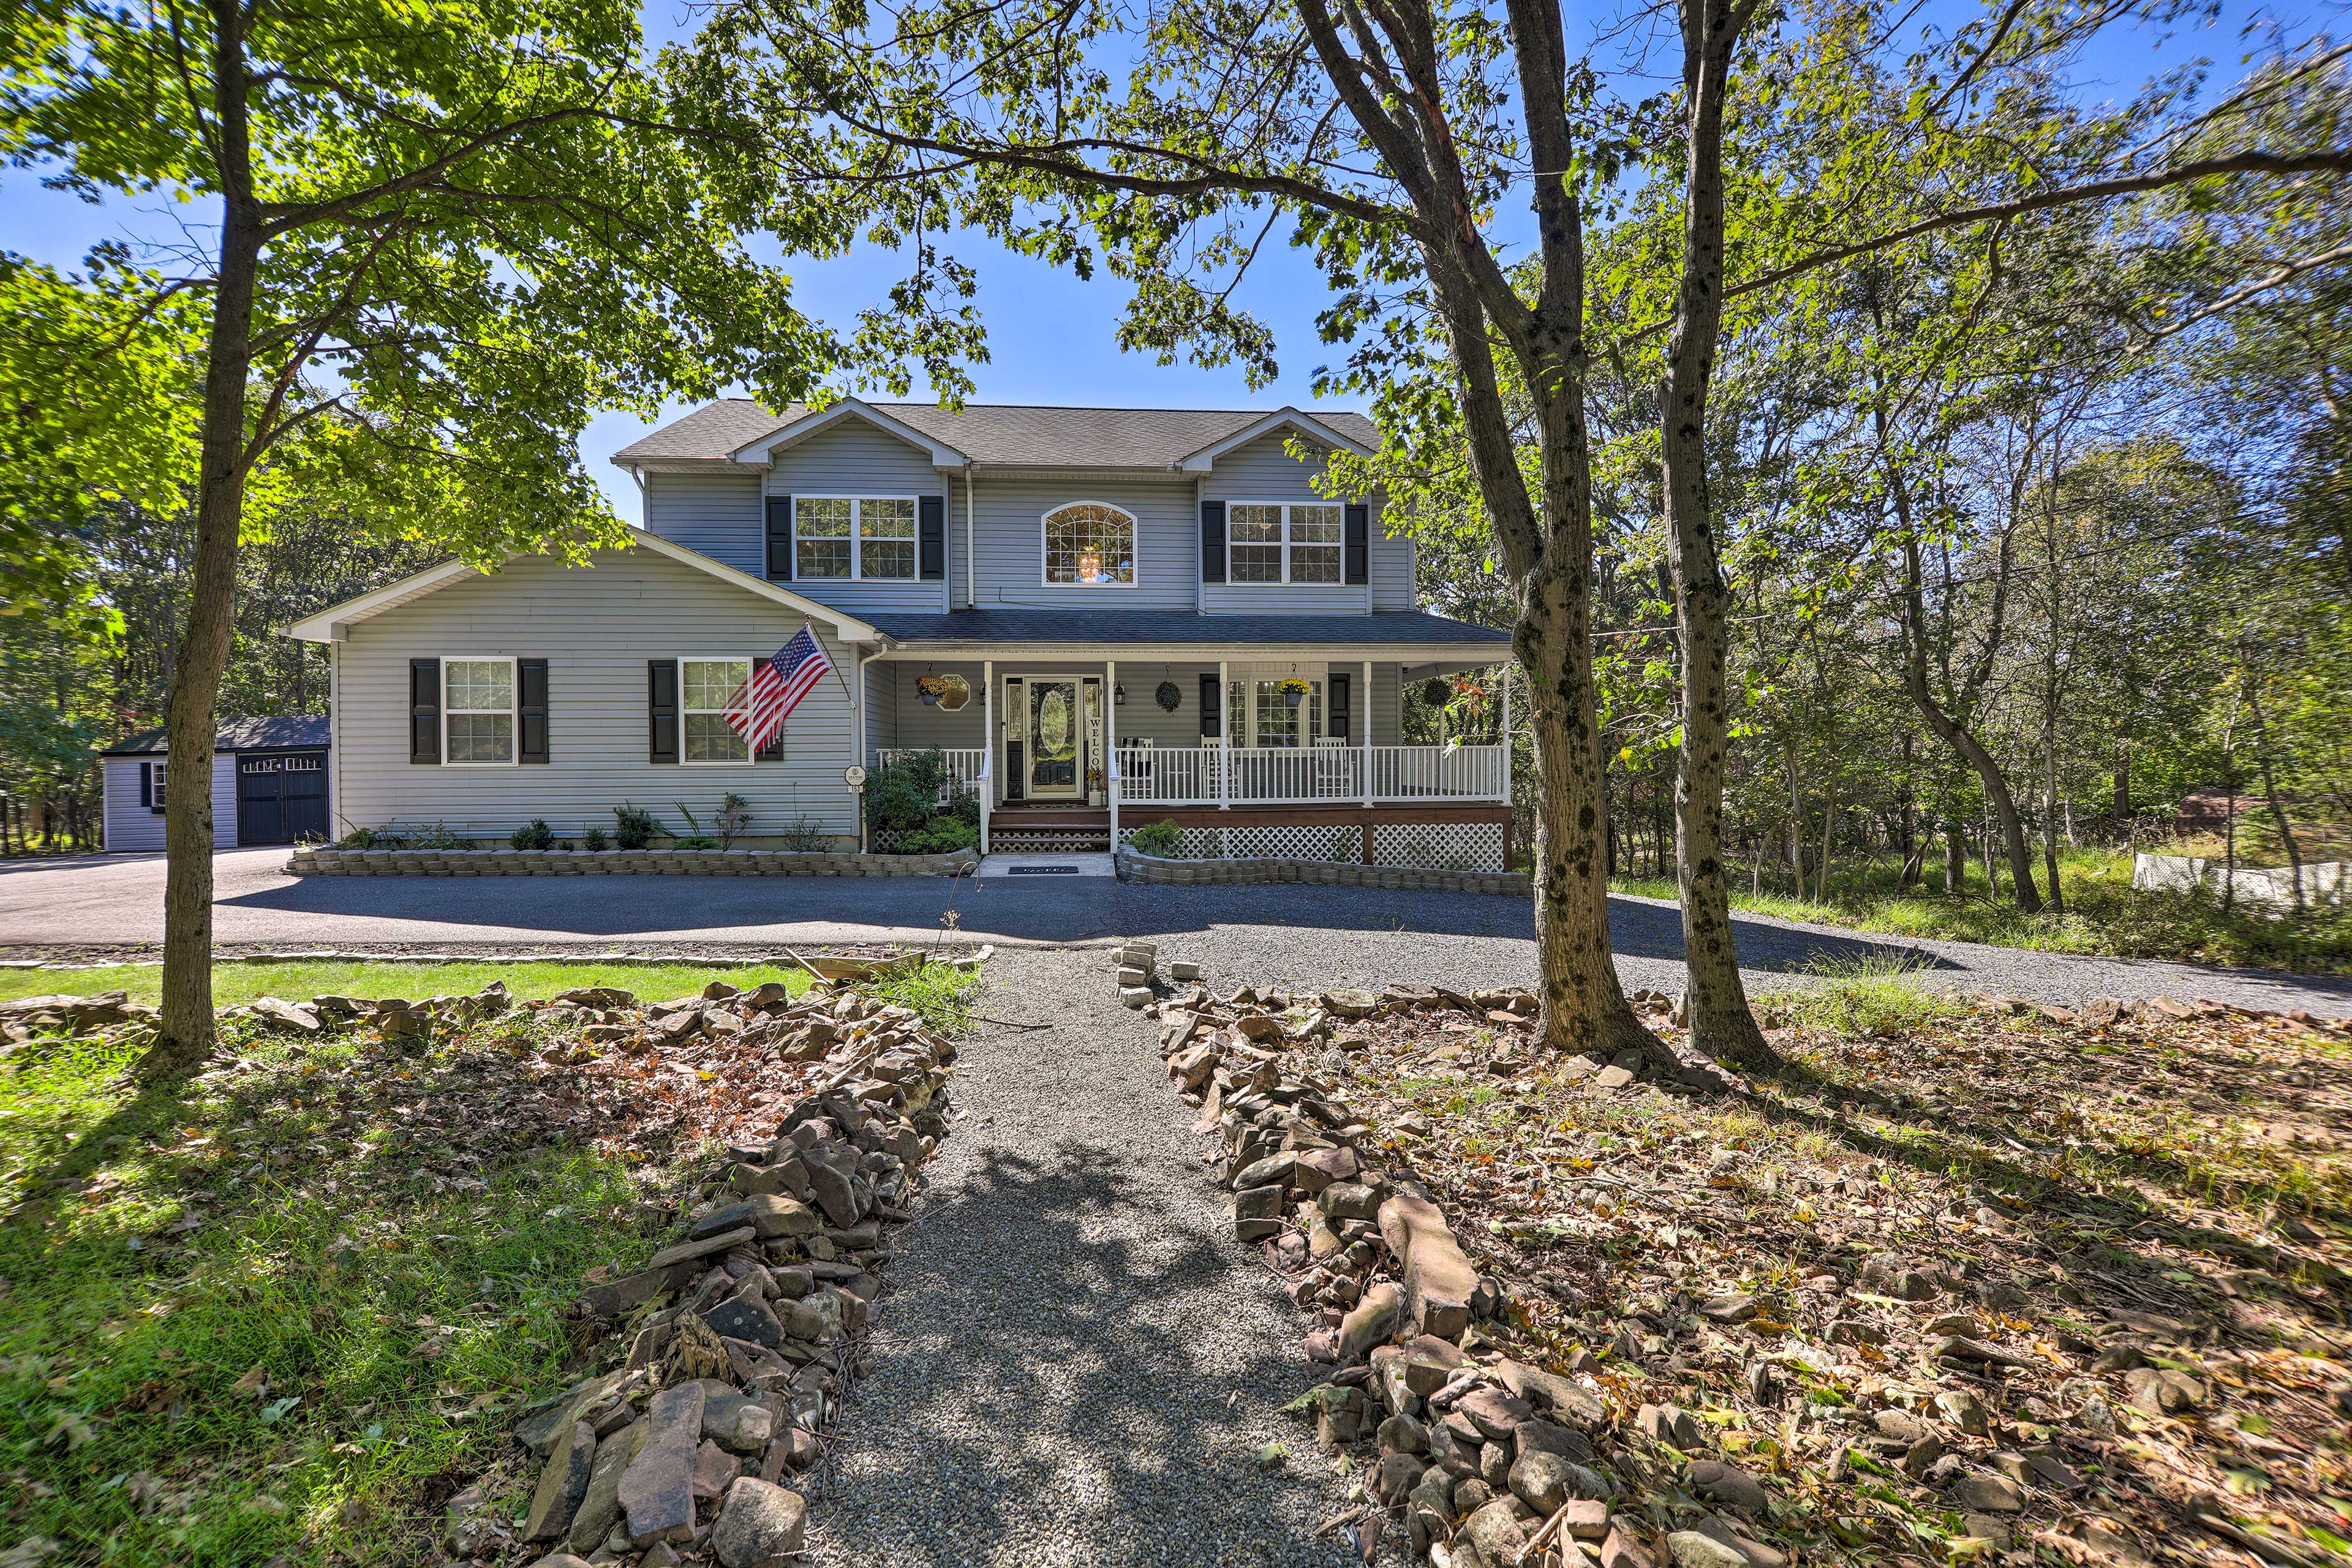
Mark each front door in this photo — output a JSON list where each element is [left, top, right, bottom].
[[1025, 679, 1082, 798]]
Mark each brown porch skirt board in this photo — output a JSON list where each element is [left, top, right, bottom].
[[1116, 802, 1512, 869]]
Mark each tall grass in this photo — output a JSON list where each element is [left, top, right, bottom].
[[1613, 845, 2352, 973]]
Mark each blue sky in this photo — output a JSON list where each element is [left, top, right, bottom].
[[0, 0, 2308, 521]]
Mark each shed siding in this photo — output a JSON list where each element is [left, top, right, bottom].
[[333, 547, 861, 844], [763, 423, 957, 617], [103, 755, 238, 851]]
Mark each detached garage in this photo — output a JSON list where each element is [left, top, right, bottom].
[[100, 717, 331, 851]]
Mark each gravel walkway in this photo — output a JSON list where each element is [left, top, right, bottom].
[[804, 947, 1365, 1568]]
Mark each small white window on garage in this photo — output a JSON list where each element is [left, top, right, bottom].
[[443, 658, 516, 764]]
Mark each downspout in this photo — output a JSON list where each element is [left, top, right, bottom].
[[963, 462, 976, 610], [856, 647, 885, 853]]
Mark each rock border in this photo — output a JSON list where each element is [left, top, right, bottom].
[[287, 846, 981, 878], [1113, 845, 1531, 897], [460, 977, 962, 1566], [1116, 948, 1657, 1568]]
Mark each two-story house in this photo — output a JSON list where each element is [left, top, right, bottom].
[[284, 399, 1517, 867]]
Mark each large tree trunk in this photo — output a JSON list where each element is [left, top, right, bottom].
[[1514, 382, 1665, 1069], [1659, 0, 1774, 1071], [141, 12, 258, 1079]]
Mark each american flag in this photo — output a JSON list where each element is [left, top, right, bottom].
[[728, 622, 831, 752]]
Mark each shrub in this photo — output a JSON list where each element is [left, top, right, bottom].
[[673, 835, 719, 850], [581, 826, 610, 851], [1129, 820, 1184, 858], [612, 804, 660, 850], [899, 816, 978, 855], [772, 815, 827, 852], [509, 818, 554, 851], [333, 825, 402, 850], [717, 793, 753, 849], [864, 763, 936, 833]]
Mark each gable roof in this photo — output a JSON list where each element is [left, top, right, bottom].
[[101, 716, 330, 756], [612, 399, 1382, 472], [277, 528, 883, 644]]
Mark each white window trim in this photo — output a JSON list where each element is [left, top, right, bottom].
[[791, 494, 921, 582], [1224, 499, 1345, 586], [151, 760, 168, 810], [1038, 500, 1142, 589], [441, 655, 519, 767], [679, 655, 757, 767], [1229, 675, 1325, 748]]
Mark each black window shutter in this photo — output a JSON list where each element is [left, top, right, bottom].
[[410, 657, 440, 764], [766, 496, 794, 580], [1199, 673, 1221, 738], [518, 658, 549, 763], [648, 659, 679, 764], [753, 657, 783, 760], [1329, 672, 1352, 741], [1200, 500, 1226, 582], [919, 494, 946, 580], [1344, 503, 1370, 584], [138, 761, 152, 806]]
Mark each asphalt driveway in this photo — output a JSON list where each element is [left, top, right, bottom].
[[2, 847, 2346, 1017]]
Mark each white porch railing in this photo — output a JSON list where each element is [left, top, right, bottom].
[[1115, 744, 1508, 805], [871, 748, 988, 800]]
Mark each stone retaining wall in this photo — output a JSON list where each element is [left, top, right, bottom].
[[1114, 846, 1530, 897], [287, 846, 980, 878]]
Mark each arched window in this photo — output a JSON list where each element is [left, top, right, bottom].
[[1042, 502, 1137, 586]]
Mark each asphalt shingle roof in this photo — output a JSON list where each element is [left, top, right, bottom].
[[100, 716, 330, 756], [612, 400, 1381, 469], [864, 609, 1509, 647]]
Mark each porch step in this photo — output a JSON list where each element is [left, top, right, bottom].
[[990, 824, 1113, 852]]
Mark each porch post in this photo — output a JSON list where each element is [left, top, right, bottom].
[[1106, 657, 1118, 848], [1360, 658, 1373, 809], [980, 658, 993, 856], [1498, 662, 1512, 802], [1217, 658, 1230, 810]]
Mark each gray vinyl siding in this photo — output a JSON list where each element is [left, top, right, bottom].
[[970, 473, 1197, 609], [764, 423, 958, 617], [1198, 431, 1412, 614], [1370, 516, 1414, 611], [104, 754, 236, 851], [642, 470, 764, 575], [333, 547, 861, 845]]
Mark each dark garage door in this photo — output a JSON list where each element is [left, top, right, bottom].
[[236, 752, 328, 845]]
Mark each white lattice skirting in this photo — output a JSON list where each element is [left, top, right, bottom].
[[1118, 819, 1507, 873]]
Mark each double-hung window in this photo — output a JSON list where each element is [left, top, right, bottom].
[[444, 658, 517, 764], [1226, 678, 1323, 748], [1227, 502, 1343, 584], [682, 658, 752, 763], [795, 497, 916, 581]]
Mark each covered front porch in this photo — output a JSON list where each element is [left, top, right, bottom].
[[859, 643, 1515, 867]]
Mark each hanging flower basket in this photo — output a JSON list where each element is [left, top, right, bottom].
[[1277, 677, 1311, 710], [1421, 677, 1449, 706], [1155, 680, 1182, 713]]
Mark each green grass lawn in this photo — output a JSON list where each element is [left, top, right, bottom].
[[0, 958, 887, 1567], [1612, 845, 2352, 974], [0, 959, 796, 1011]]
